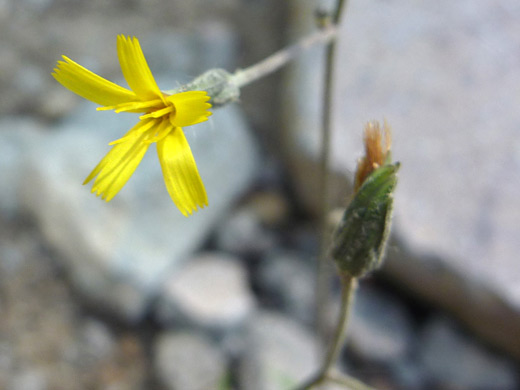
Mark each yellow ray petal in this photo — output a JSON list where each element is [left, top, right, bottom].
[[157, 128, 208, 216], [108, 118, 156, 145], [117, 35, 164, 102], [140, 105, 174, 120], [85, 120, 155, 201], [52, 56, 137, 106], [167, 91, 212, 127], [93, 134, 150, 202], [97, 98, 163, 114], [144, 118, 173, 144], [84, 119, 151, 183]]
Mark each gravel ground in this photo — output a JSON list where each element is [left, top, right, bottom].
[[0, 219, 148, 390]]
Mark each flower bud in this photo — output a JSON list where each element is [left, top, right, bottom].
[[331, 121, 399, 278]]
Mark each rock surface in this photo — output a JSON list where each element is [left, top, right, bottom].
[[214, 207, 277, 258], [0, 224, 146, 390], [256, 251, 316, 326], [283, 0, 520, 357], [348, 285, 414, 362], [154, 331, 227, 390], [418, 317, 519, 389], [0, 118, 45, 219], [156, 252, 256, 332], [237, 310, 319, 390]]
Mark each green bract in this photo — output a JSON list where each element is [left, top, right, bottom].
[[331, 162, 400, 278]]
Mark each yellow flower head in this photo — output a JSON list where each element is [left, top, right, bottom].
[[52, 35, 212, 216]]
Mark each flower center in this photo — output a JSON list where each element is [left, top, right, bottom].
[[141, 101, 176, 120]]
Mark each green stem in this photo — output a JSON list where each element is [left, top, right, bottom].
[[323, 274, 357, 371], [334, 0, 348, 24], [316, 0, 349, 349], [293, 274, 359, 390], [166, 26, 337, 107]]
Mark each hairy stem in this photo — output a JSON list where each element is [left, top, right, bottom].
[[323, 274, 357, 372], [293, 274, 360, 390], [316, 0, 349, 349], [231, 25, 337, 88]]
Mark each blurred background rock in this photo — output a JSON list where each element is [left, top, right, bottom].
[[1, 0, 519, 389]]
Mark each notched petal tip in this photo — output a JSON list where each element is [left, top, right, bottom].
[[183, 201, 208, 217], [52, 53, 136, 107], [157, 130, 208, 217], [117, 33, 163, 101], [167, 91, 213, 127], [83, 123, 152, 202]]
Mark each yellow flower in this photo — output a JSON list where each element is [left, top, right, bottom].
[[52, 35, 212, 216]]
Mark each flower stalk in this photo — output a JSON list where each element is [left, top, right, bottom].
[[316, 0, 349, 354], [231, 25, 337, 89], [165, 25, 338, 107], [295, 121, 399, 390]]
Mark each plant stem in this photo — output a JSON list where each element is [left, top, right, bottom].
[[293, 274, 359, 390], [323, 274, 357, 372], [231, 25, 337, 88], [334, 0, 348, 24], [316, 0, 349, 350]]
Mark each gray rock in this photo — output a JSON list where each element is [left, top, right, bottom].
[[15, 0, 54, 12], [16, 98, 259, 321], [256, 251, 316, 325], [237, 310, 319, 390], [37, 88, 78, 121], [244, 190, 291, 228], [283, 0, 520, 358], [0, 0, 11, 20], [8, 368, 47, 390], [389, 360, 427, 390], [0, 118, 45, 218], [154, 331, 227, 390], [214, 206, 277, 257], [419, 317, 519, 390], [156, 252, 256, 332], [143, 24, 238, 77], [0, 225, 147, 389], [79, 319, 116, 361], [348, 286, 414, 363]]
